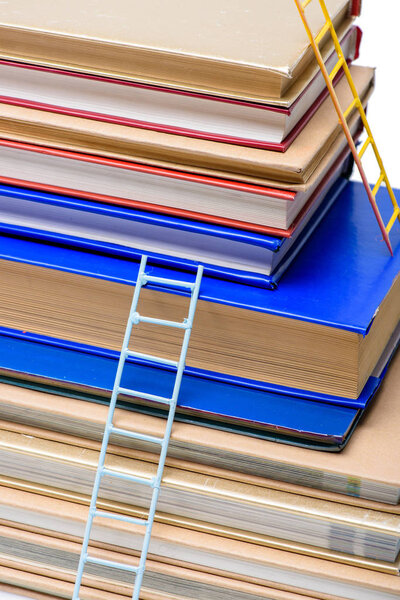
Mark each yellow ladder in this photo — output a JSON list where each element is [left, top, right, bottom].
[[295, 0, 400, 255]]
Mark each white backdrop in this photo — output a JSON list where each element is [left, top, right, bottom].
[[351, 1, 400, 187], [0, 2, 399, 599]]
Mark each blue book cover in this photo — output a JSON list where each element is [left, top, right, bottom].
[[0, 181, 398, 337], [0, 181, 398, 449], [0, 171, 347, 289]]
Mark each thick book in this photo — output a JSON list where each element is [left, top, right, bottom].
[[1, 426, 399, 565], [0, 0, 359, 101], [0, 24, 361, 150], [0, 152, 352, 289], [0, 181, 398, 399], [0, 488, 399, 600], [0, 181, 398, 451]]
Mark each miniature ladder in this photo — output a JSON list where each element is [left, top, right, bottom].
[[295, 0, 400, 255], [72, 255, 203, 600]]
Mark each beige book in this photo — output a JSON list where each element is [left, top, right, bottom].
[[0, 350, 399, 506], [0, 529, 336, 600], [0, 428, 399, 567], [0, 66, 374, 189], [0, 488, 399, 600], [0, 0, 352, 101]]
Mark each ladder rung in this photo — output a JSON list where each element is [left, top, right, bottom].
[[315, 21, 331, 46], [117, 387, 171, 405], [110, 426, 163, 445], [372, 173, 385, 197], [125, 349, 178, 368], [358, 136, 372, 160], [141, 274, 195, 291], [301, 0, 313, 8], [85, 555, 139, 573], [328, 57, 345, 81], [343, 97, 360, 120], [132, 313, 190, 330], [94, 510, 148, 527], [386, 207, 400, 233], [102, 467, 156, 487]]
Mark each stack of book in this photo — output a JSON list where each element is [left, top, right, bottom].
[[0, 1, 399, 600]]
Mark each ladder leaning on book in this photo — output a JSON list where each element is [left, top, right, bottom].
[[294, 0, 400, 255], [72, 255, 203, 600]]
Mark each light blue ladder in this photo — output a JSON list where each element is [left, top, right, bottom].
[[72, 255, 203, 600]]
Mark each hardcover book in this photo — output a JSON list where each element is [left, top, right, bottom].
[[0, 426, 399, 565], [0, 0, 358, 100]]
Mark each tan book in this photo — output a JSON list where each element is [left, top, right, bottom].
[[0, 488, 399, 600], [0, 66, 374, 190], [0, 529, 333, 600], [0, 0, 353, 101], [0, 428, 398, 568], [0, 350, 399, 506]]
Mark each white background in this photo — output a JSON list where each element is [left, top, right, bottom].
[[351, 1, 400, 187], [0, 2, 399, 599]]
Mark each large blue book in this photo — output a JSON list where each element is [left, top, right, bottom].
[[0, 181, 398, 449]]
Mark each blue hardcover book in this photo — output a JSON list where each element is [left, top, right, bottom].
[[0, 153, 351, 290], [0, 181, 398, 449]]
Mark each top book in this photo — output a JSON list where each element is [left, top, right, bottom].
[[0, 0, 357, 100]]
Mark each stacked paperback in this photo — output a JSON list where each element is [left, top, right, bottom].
[[0, 1, 399, 600]]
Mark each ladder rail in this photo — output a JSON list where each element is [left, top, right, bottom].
[[294, 0, 400, 255], [132, 264, 203, 599], [72, 256, 203, 600]]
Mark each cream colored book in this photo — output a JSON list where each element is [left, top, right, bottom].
[[0, 0, 353, 100], [0, 530, 332, 600], [0, 489, 399, 600], [0, 349, 399, 506], [0, 428, 398, 567]]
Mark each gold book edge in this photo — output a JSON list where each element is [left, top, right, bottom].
[[0, 474, 398, 576], [0, 428, 398, 534]]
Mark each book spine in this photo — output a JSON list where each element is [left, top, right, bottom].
[[351, 0, 362, 17], [353, 26, 362, 61]]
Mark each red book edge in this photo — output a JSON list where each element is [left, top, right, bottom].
[[0, 69, 346, 153], [351, 0, 362, 17]]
